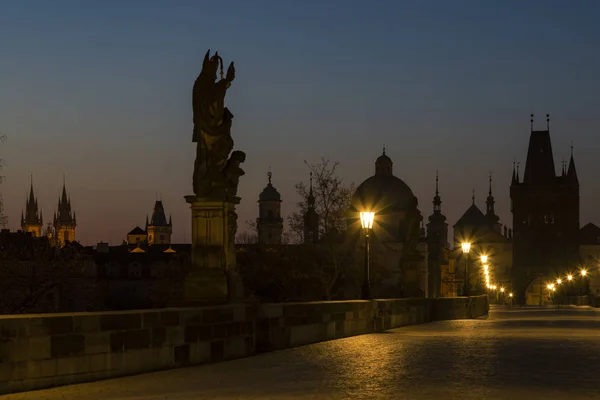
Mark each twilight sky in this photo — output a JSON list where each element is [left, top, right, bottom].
[[2, 0, 600, 245]]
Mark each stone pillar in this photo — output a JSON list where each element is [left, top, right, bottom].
[[184, 195, 240, 304]]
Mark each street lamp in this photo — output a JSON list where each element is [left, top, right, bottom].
[[359, 211, 375, 300], [581, 269, 587, 277], [461, 242, 471, 296], [556, 278, 562, 285], [567, 274, 573, 281], [480, 255, 488, 264]]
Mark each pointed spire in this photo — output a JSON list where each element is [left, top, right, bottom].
[[432, 171, 442, 212], [169, 214, 172, 226], [516, 162, 520, 181], [486, 172, 498, 221], [472, 188, 475, 205], [567, 141, 579, 185], [511, 160, 517, 185], [488, 172, 492, 196], [267, 170, 272, 185], [530, 113, 534, 132], [546, 113, 550, 131], [382, 145, 386, 156]]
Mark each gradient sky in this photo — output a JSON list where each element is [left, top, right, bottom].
[[2, 0, 600, 245]]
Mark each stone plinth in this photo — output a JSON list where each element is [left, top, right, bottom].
[[184, 195, 240, 304]]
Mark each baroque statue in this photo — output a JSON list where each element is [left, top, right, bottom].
[[192, 50, 245, 198]]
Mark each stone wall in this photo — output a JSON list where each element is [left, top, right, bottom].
[[0, 295, 487, 395]]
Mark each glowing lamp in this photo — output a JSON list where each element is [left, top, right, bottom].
[[556, 278, 562, 285], [567, 274, 573, 281], [480, 255, 488, 264], [581, 269, 587, 277], [500, 287, 505, 293], [509, 293, 513, 297], [461, 242, 471, 254], [359, 212, 375, 230]]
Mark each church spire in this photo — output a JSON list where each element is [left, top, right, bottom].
[[567, 141, 579, 185], [432, 171, 441, 212], [22, 175, 43, 236], [472, 188, 475, 205], [307, 172, 315, 209]]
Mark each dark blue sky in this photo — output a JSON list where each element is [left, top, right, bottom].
[[2, 0, 600, 244]]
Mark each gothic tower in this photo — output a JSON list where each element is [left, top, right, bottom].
[[146, 200, 172, 245], [303, 172, 319, 244], [257, 172, 283, 245], [485, 173, 502, 234], [21, 176, 43, 237], [426, 172, 448, 297], [510, 114, 580, 304], [54, 179, 76, 247]]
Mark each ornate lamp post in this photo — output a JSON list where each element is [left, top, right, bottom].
[[360, 211, 375, 300], [461, 242, 471, 296]]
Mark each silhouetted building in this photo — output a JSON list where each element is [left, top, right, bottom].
[[510, 115, 579, 304], [127, 226, 148, 246], [426, 173, 448, 297], [257, 172, 283, 245], [21, 178, 43, 237], [54, 180, 77, 247], [146, 200, 172, 245]]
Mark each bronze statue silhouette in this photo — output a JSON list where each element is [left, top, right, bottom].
[[192, 50, 244, 197]]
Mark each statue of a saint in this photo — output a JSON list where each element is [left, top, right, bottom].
[[192, 50, 245, 198]]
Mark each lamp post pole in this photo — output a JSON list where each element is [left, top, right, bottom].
[[359, 211, 375, 300], [362, 227, 371, 300], [461, 242, 471, 297]]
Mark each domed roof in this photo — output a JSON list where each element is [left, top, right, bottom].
[[351, 150, 416, 212], [351, 174, 416, 212], [258, 172, 281, 202]]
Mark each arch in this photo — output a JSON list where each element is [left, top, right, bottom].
[[524, 273, 551, 305]]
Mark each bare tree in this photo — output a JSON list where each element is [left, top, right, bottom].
[[288, 158, 355, 243], [284, 158, 357, 299]]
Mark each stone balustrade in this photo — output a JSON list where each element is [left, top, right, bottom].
[[0, 295, 488, 395]]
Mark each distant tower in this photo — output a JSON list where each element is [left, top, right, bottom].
[[54, 178, 76, 247], [485, 172, 502, 233], [257, 172, 283, 245], [303, 173, 320, 244], [21, 176, 43, 237], [147, 199, 172, 245], [510, 114, 579, 304], [426, 172, 448, 297]]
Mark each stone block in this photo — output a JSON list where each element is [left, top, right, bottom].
[[27, 359, 58, 379], [122, 349, 157, 373], [258, 304, 283, 319], [212, 323, 227, 340], [11, 361, 27, 380], [0, 319, 30, 340], [244, 336, 255, 355], [289, 324, 321, 347], [89, 353, 108, 372], [184, 326, 199, 343], [57, 355, 90, 376], [224, 337, 246, 359], [31, 316, 73, 336], [100, 313, 141, 331], [7, 339, 30, 362], [51, 334, 85, 358], [151, 327, 166, 347], [180, 309, 203, 326], [107, 352, 123, 371], [226, 321, 241, 337], [85, 332, 110, 355], [110, 329, 151, 352], [29, 336, 51, 360], [73, 315, 100, 333], [210, 341, 224, 362], [189, 342, 210, 364], [142, 312, 160, 328], [160, 311, 180, 327], [202, 307, 234, 324], [173, 344, 190, 365], [166, 326, 184, 345]]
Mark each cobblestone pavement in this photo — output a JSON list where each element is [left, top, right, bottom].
[[8, 306, 600, 400]]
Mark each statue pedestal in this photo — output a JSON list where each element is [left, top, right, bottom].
[[184, 195, 240, 304]]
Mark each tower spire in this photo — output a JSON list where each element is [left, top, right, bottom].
[[268, 169, 272, 185], [432, 171, 442, 213], [472, 188, 475, 205], [546, 113, 550, 131], [530, 113, 534, 132], [488, 172, 492, 196], [308, 172, 315, 209]]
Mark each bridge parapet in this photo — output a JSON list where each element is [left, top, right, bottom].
[[0, 295, 488, 395]]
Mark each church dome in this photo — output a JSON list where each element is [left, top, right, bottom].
[[258, 172, 281, 202], [351, 150, 416, 212]]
